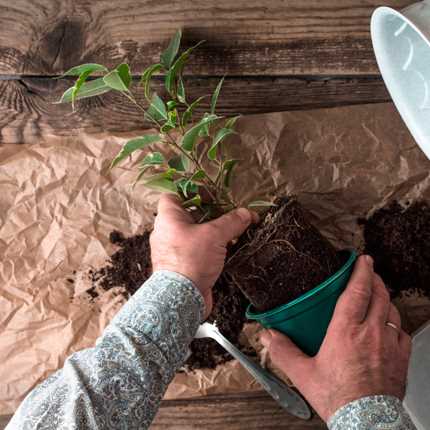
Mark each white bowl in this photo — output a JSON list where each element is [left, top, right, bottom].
[[371, 2, 430, 159]]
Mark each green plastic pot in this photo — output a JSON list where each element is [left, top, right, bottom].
[[246, 250, 357, 356]]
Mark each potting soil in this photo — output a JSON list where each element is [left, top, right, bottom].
[[228, 198, 343, 312], [361, 201, 430, 299]]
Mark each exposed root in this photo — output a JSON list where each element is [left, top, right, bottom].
[[226, 197, 342, 312]]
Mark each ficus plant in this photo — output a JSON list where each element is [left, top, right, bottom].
[[58, 30, 274, 221]]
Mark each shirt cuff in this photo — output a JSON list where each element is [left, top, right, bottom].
[[103, 270, 205, 372], [328, 395, 416, 429]]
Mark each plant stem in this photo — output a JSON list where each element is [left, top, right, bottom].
[[121, 90, 237, 211], [163, 132, 220, 203]]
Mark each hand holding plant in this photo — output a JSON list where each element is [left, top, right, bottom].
[[150, 194, 257, 317]]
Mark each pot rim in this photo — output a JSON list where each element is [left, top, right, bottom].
[[246, 249, 357, 320]]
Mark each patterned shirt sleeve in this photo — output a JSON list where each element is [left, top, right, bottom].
[[6, 270, 205, 430], [328, 395, 417, 430]]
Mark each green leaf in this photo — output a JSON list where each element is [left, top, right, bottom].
[[207, 128, 236, 160], [103, 64, 131, 92], [110, 134, 161, 168], [222, 159, 239, 187], [133, 166, 150, 187], [182, 194, 202, 208], [210, 76, 225, 114], [198, 112, 213, 138], [168, 155, 186, 171], [225, 115, 241, 129], [145, 93, 168, 123], [176, 178, 188, 195], [142, 168, 175, 181], [165, 69, 177, 97], [103, 70, 128, 91], [176, 178, 198, 198], [140, 63, 162, 99], [165, 40, 204, 96], [168, 109, 178, 126], [176, 170, 205, 199], [161, 29, 182, 69], [181, 96, 206, 127], [190, 169, 206, 183], [181, 114, 219, 151], [144, 176, 178, 194], [117, 63, 132, 88], [59, 63, 108, 77], [142, 152, 164, 166], [177, 77, 186, 103], [59, 78, 111, 103], [160, 122, 176, 133], [198, 125, 209, 138], [71, 69, 92, 109], [167, 100, 177, 111], [248, 200, 277, 208], [181, 154, 191, 171]]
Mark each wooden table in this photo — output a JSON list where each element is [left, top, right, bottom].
[[0, 0, 416, 428]]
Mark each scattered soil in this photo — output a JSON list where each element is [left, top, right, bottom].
[[361, 201, 430, 298], [186, 273, 249, 369], [85, 196, 344, 368], [227, 197, 343, 312], [90, 230, 152, 296], [88, 230, 248, 369]]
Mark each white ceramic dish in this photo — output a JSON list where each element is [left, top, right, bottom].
[[404, 321, 430, 430], [371, 1, 430, 160]]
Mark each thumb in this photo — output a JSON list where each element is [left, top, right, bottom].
[[260, 329, 311, 382], [207, 207, 254, 244]]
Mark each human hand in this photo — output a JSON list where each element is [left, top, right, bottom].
[[260, 255, 412, 422], [150, 194, 257, 318]]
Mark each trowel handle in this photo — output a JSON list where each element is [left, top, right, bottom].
[[210, 330, 312, 420]]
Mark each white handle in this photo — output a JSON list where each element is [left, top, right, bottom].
[[209, 329, 311, 420]]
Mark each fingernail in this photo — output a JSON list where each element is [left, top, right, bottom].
[[260, 330, 273, 348], [236, 208, 252, 224], [365, 255, 374, 266]]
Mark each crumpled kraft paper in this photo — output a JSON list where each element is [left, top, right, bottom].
[[1, 102, 430, 414]]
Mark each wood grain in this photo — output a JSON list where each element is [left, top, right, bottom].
[[151, 392, 325, 429], [0, 76, 389, 144], [0, 392, 326, 430], [0, 0, 413, 76]]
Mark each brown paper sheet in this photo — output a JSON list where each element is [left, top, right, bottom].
[[1, 102, 430, 414]]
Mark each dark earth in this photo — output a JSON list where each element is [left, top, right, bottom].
[[85, 198, 430, 369], [361, 201, 430, 300], [87, 197, 344, 369], [227, 198, 343, 312]]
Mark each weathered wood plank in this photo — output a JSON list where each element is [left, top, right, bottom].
[[0, 0, 413, 76], [0, 392, 325, 430], [0, 76, 389, 144], [151, 392, 325, 429]]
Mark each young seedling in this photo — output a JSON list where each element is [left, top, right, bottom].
[[58, 30, 274, 221]]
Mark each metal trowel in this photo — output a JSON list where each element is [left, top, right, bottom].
[[195, 322, 312, 420]]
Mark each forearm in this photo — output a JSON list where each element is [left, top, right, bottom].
[[328, 395, 416, 430], [7, 270, 204, 430]]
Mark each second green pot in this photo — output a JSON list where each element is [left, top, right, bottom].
[[246, 250, 357, 356]]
